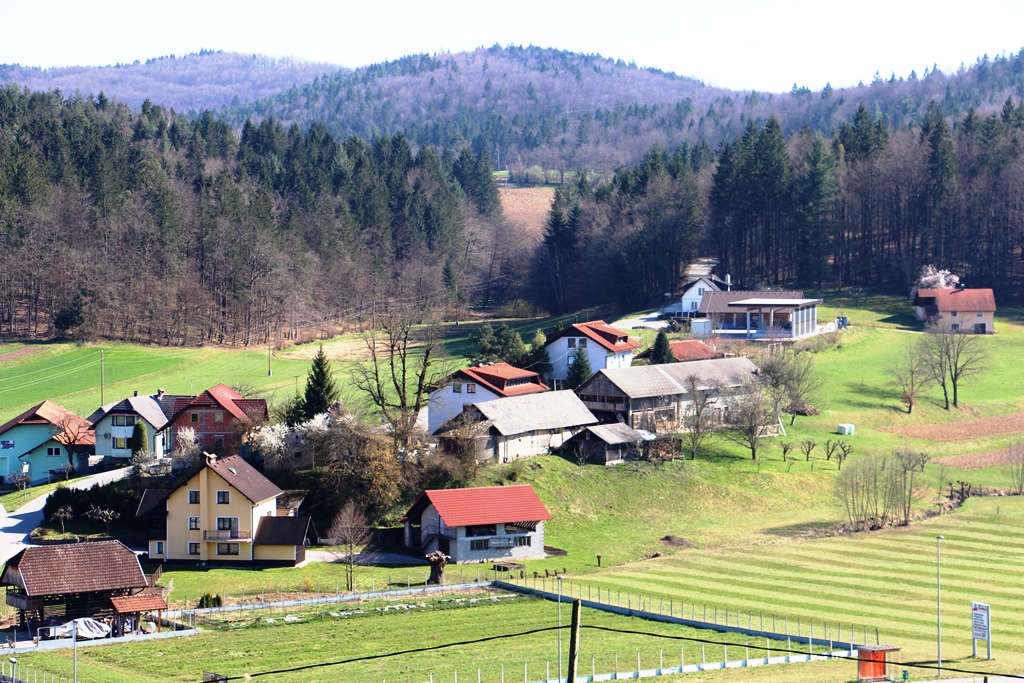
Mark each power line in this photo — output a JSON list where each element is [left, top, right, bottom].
[[208, 625, 560, 681]]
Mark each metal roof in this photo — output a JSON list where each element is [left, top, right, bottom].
[[471, 391, 598, 436], [728, 298, 821, 307], [583, 357, 758, 399]]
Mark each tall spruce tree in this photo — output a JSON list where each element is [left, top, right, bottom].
[[565, 347, 593, 390], [303, 345, 339, 419], [130, 421, 148, 455], [649, 331, 676, 365]]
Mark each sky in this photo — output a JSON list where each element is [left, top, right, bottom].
[[4, 0, 1024, 93]]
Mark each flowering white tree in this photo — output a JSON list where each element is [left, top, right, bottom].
[[248, 423, 290, 465], [911, 265, 960, 298], [294, 413, 331, 444], [172, 426, 201, 470]]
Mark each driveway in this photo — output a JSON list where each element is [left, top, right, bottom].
[[302, 549, 428, 567], [0, 467, 131, 563]]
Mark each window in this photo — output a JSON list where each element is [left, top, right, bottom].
[[466, 383, 476, 394], [950, 323, 961, 332], [579, 338, 588, 349], [113, 415, 125, 426], [466, 524, 496, 537], [188, 542, 200, 556], [155, 541, 164, 555], [190, 413, 199, 423], [977, 312, 984, 317], [217, 543, 240, 556], [188, 490, 200, 504], [470, 539, 490, 551], [216, 517, 238, 532], [214, 412, 224, 423], [113, 437, 128, 450], [453, 382, 462, 394], [214, 436, 224, 448], [515, 536, 531, 547], [216, 490, 230, 504], [188, 516, 200, 530], [567, 338, 576, 348], [950, 311, 958, 317], [46, 447, 62, 457]]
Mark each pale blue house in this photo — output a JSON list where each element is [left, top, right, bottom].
[[0, 401, 94, 484], [87, 389, 182, 463]]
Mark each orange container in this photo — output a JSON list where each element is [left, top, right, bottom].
[[857, 645, 900, 682]]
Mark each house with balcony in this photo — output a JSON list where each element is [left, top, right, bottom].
[[162, 384, 268, 455], [88, 389, 186, 463], [0, 401, 93, 484], [137, 453, 309, 566], [427, 362, 548, 434], [402, 485, 551, 564], [544, 321, 641, 384]]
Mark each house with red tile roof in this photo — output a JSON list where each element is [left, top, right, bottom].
[[163, 384, 268, 454], [914, 287, 996, 333], [138, 453, 309, 566], [0, 401, 94, 484], [544, 321, 641, 385], [635, 339, 722, 363], [87, 388, 190, 463], [427, 362, 548, 434], [401, 485, 551, 563]]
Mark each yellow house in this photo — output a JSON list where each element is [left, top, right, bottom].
[[138, 454, 309, 566]]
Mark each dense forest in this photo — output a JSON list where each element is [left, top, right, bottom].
[[534, 99, 1024, 313], [8, 46, 1024, 175], [0, 85, 520, 343]]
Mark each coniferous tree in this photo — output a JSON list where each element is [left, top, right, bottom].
[[795, 134, 838, 290], [565, 347, 593, 390], [302, 345, 339, 419], [649, 331, 676, 365], [130, 421, 148, 455]]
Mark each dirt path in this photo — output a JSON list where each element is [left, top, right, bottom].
[[0, 346, 45, 364], [878, 410, 1024, 441]]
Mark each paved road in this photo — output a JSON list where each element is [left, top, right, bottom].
[[0, 467, 131, 563]]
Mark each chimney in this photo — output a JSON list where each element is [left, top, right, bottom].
[[157, 388, 165, 398], [133, 390, 139, 397], [725, 274, 732, 291], [204, 452, 216, 465]]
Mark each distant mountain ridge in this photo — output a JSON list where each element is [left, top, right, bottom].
[[4, 45, 1024, 173], [0, 50, 344, 113]]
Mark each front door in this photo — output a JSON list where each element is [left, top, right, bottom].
[[438, 538, 450, 555]]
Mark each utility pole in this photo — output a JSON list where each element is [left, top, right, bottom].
[[99, 349, 105, 405], [567, 599, 581, 683], [267, 319, 273, 377]]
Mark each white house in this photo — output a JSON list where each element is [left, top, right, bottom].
[[438, 390, 598, 462], [402, 485, 552, 564], [427, 363, 548, 435], [661, 276, 722, 318], [87, 390, 184, 462], [544, 321, 640, 384]]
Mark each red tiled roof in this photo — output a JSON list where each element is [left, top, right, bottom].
[[457, 363, 548, 397], [916, 288, 996, 313], [637, 340, 721, 363], [168, 384, 267, 427], [0, 401, 92, 440], [546, 321, 641, 353], [205, 454, 282, 503], [110, 594, 168, 613], [404, 485, 552, 528], [4, 541, 147, 596]]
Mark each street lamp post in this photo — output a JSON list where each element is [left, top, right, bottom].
[[936, 535, 944, 678], [557, 576, 564, 683]]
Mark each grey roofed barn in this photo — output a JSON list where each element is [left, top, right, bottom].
[[467, 390, 598, 436], [591, 357, 758, 399]]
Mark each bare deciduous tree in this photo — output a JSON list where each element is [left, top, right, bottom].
[[326, 501, 372, 591], [50, 412, 91, 471], [780, 441, 793, 462], [85, 505, 120, 536], [352, 307, 451, 447], [887, 343, 928, 413], [800, 439, 817, 461], [758, 351, 823, 425], [50, 505, 74, 534], [835, 442, 854, 470], [722, 380, 773, 460], [921, 326, 988, 409], [681, 375, 720, 460], [1008, 442, 1024, 495]]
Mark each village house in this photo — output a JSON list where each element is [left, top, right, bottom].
[[544, 321, 641, 384], [2, 541, 154, 632], [635, 339, 722, 363], [402, 485, 551, 564], [575, 357, 759, 431], [913, 287, 996, 333], [437, 390, 598, 462], [0, 401, 93, 484], [138, 453, 309, 566], [427, 362, 548, 435], [162, 384, 268, 454], [87, 389, 187, 463], [660, 275, 724, 319], [693, 290, 822, 340], [558, 423, 655, 466]]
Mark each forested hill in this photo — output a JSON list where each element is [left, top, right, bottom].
[[224, 45, 1024, 175], [5, 46, 1024, 175], [0, 51, 343, 114], [0, 86, 517, 344]]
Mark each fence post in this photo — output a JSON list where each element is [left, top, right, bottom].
[[724, 644, 728, 664], [701, 644, 705, 665]]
